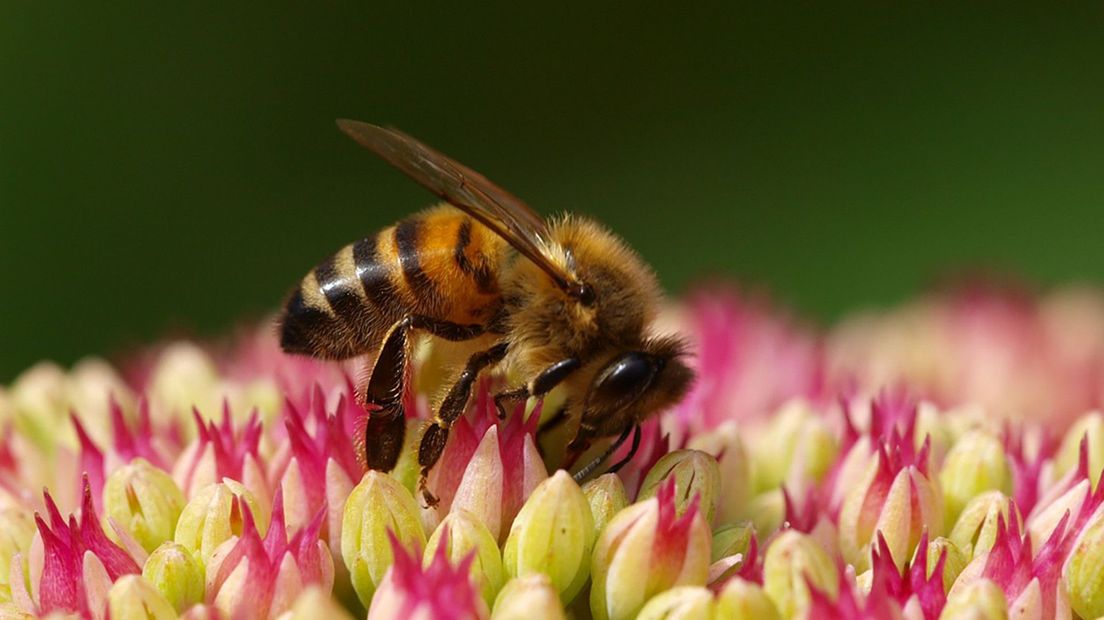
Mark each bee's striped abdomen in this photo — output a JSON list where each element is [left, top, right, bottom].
[[279, 204, 506, 360], [280, 231, 401, 359]]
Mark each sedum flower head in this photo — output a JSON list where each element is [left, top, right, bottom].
[[838, 435, 942, 572], [16, 479, 141, 617], [948, 491, 1016, 559], [15, 282, 1104, 617], [278, 385, 365, 539], [951, 508, 1070, 620]]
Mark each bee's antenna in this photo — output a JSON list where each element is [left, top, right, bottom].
[[571, 424, 641, 483]]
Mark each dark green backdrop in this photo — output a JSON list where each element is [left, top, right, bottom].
[[3, 4, 1104, 380]]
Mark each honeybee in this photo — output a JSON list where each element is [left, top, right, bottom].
[[279, 120, 693, 502]]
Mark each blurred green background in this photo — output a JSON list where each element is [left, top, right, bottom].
[[3, 3, 1103, 380]]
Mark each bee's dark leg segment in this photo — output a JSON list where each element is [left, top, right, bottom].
[[493, 358, 580, 419], [571, 424, 638, 483], [417, 341, 508, 505], [493, 386, 528, 419], [361, 316, 485, 476], [605, 424, 642, 474], [362, 319, 412, 471], [435, 342, 509, 428], [408, 315, 485, 341]]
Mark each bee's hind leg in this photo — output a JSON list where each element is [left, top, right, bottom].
[[361, 315, 485, 476], [361, 319, 414, 472], [417, 341, 509, 506]]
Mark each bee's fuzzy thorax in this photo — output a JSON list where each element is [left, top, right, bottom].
[[500, 214, 663, 378]]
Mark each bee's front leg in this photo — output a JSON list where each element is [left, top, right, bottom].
[[417, 341, 509, 507], [493, 358, 580, 419]]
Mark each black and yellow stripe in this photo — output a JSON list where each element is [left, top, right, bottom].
[[279, 205, 506, 360]]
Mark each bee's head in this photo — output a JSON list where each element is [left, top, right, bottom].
[[583, 336, 693, 428]]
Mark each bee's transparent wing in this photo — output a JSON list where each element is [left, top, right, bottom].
[[336, 119, 578, 293]]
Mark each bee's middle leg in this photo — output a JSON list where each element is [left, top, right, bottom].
[[417, 341, 509, 505]]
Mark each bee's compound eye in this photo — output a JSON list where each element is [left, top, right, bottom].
[[589, 352, 657, 412]]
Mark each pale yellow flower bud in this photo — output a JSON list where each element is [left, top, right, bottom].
[[763, 530, 838, 618], [939, 431, 1013, 527], [426, 510, 505, 608], [282, 585, 354, 620], [1065, 510, 1104, 619], [1054, 411, 1104, 485], [107, 575, 178, 620], [142, 543, 204, 613], [581, 474, 628, 537], [948, 491, 1014, 559], [174, 480, 268, 564], [491, 574, 566, 620], [687, 421, 753, 523], [104, 459, 186, 553], [503, 470, 594, 603], [940, 579, 1008, 620], [636, 586, 714, 620], [341, 471, 426, 606], [715, 578, 781, 620]]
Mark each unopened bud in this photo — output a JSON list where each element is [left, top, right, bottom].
[[107, 575, 178, 620], [581, 474, 628, 537], [638, 450, 721, 525], [104, 459, 186, 553], [763, 530, 838, 618], [939, 431, 1013, 527], [491, 574, 566, 620], [341, 471, 427, 606], [426, 510, 505, 608], [142, 543, 204, 613], [503, 471, 594, 603]]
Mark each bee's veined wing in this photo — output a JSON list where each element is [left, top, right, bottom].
[[336, 119, 582, 295]]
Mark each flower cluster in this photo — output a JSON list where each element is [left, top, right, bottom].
[[3, 283, 1104, 618]]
